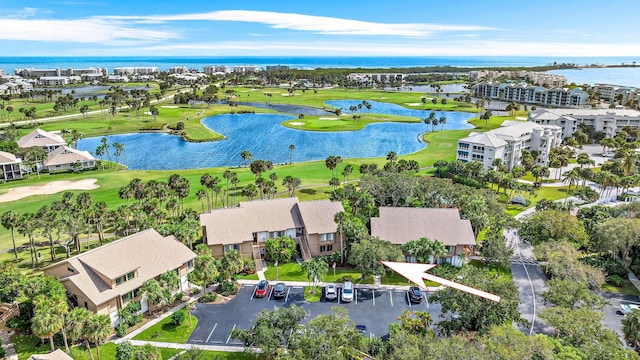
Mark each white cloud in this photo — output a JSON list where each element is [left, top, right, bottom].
[[0, 18, 175, 43], [129, 40, 640, 57], [104, 10, 497, 37]]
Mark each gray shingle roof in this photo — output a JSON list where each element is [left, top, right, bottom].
[[44, 229, 196, 306], [370, 207, 476, 247], [17, 128, 65, 148], [0, 150, 19, 164], [44, 146, 95, 167]]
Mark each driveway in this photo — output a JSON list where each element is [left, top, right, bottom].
[[188, 284, 441, 346]]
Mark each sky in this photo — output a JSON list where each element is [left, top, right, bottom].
[[0, 0, 639, 57]]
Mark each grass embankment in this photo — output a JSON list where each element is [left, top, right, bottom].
[[304, 286, 323, 302], [133, 308, 197, 343], [282, 113, 419, 132], [228, 86, 478, 113]]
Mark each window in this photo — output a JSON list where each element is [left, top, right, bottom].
[[225, 244, 240, 252], [116, 271, 136, 286], [67, 267, 75, 273], [127, 271, 135, 280], [269, 231, 285, 239], [122, 292, 133, 303], [320, 233, 334, 242], [187, 260, 194, 269], [320, 244, 333, 253]]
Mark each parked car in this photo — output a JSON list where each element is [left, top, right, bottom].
[[408, 286, 423, 303], [341, 281, 354, 302], [618, 303, 640, 315], [255, 280, 270, 298], [325, 283, 337, 301], [603, 152, 615, 157], [356, 324, 367, 336], [273, 282, 286, 299]]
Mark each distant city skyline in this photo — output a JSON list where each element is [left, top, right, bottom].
[[0, 0, 638, 57]]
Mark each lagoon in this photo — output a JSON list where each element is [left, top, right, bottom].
[[77, 101, 473, 170]]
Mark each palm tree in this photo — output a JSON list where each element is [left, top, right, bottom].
[[341, 164, 353, 184], [301, 257, 329, 294], [325, 155, 342, 179], [141, 279, 169, 314], [623, 309, 640, 348], [66, 308, 93, 359], [194, 251, 219, 294], [288, 144, 295, 165], [16, 212, 38, 268], [31, 304, 61, 351], [622, 150, 637, 176], [240, 150, 252, 168], [85, 314, 112, 360], [100, 138, 111, 167], [196, 189, 207, 213], [430, 240, 448, 264], [439, 116, 447, 131], [1, 210, 19, 260], [576, 152, 595, 169], [563, 168, 581, 204], [112, 142, 124, 170]]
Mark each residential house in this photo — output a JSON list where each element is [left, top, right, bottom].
[[43, 229, 196, 327], [528, 108, 640, 138], [17, 129, 65, 153], [43, 146, 96, 172], [28, 349, 74, 360], [200, 197, 344, 269], [370, 207, 476, 267], [0, 151, 23, 181], [456, 120, 563, 170]]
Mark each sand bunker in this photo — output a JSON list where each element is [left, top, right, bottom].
[[516, 117, 528, 120], [405, 103, 423, 106], [161, 105, 179, 108], [319, 117, 338, 120], [289, 122, 305, 126], [0, 179, 99, 203]]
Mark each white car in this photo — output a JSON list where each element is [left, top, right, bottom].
[[619, 303, 640, 315], [341, 281, 354, 302], [324, 283, 337, 301]]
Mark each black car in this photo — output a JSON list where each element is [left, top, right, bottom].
[[408, 286, 423, 303], [356, 325, 367, 336], [273, 282, 286, 299]]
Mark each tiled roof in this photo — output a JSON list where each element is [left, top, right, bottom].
[[297, 200, 344, 234], [0, 151, 20, 164], [370, 207, 476, 247]]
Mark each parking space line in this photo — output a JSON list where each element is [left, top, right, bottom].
[[190, 340, 203, 343], [285, 287, 291, 302], [268, 287, 274, 300], [372, 290, 375, 306], [292, 286, 303, 289], [406, 293, 412, 307], [205, 323, 218, 343], [226, 324, 237, 344], [338, 288, 341, 304], [355, 289, 358, 304], [250, 286, 257, 300], [424, 291, 430, 309], [389, 291, 393, 306]]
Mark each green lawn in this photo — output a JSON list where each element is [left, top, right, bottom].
[[603, 280, 640, 296], [133, 308, 198, 343], [468, 259, 513, 281], [304, 286, 323, 302]]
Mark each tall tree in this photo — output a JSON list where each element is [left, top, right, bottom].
[[85, 314, 112, 360], [265, 236, 296, 280], [1, 210, 19, 260], [301, 257, 329, 294]]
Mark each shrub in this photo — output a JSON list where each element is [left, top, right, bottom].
[[0, 346, 5, 359], [176, 121, 185, 130], [116, 341, 134, 360], [574, 186, 599, 203], [580, 256, 627, 277], [607, 275, 625, 287], [219, 281, 238, 296], [242, 257, 256, 274], [174, 292, 184, 304], [431, 263, 461, 280], [171, 310, 186, 326], [116, 323, 128, 337], [198, 293, 218, 303], [452, 175, 483, 189], [191, 287, 201, 295]]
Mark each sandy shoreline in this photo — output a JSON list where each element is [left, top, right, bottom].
[[0, 179, 99, 203]]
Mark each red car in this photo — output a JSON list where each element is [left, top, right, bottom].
[[255, 280, 270, 298]]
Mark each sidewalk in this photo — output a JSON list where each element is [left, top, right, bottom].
[[0, 329, 18, 360]]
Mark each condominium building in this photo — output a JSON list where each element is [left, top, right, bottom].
[[203, 65, 231, 74], [456, 121, 563, 170], [347, 73, 405, 84], [472, 82, 589, 107], [113, 67, 158, 75], [168, 66, 189, 74], [468, 71, 567, 86], [14, 67, 104, 77], [266, 65, 290, 71], [232, 65, 260, 74], [528, 108, 640, 138], [593, 83, 637, 102]]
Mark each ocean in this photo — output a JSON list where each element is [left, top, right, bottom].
[[2, 56, 640, 87]]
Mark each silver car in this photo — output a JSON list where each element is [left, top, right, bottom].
[[341, 281, 354, 302], [325, 283, 337, 301]]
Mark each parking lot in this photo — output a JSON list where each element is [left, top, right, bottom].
[[188, 284, 442, 346]]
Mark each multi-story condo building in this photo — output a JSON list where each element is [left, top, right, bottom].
[[593, 84, 637, 102], [472, 82, 589, 107], [168, 66, 189, 74], [203, 65, 231, 74], [469, 71, 567, 86], [232, 65, 260, 74], [113, 67, 158, 75], [528, 108, 640, 139], [347, 73, 405, 84], [44, 229, 196, 326], [14, 67, 104, 77], [266, 65, 290, 71], [456, 121, 563, 170]]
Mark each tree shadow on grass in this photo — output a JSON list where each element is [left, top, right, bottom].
[[299, 189, 316, 195]]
